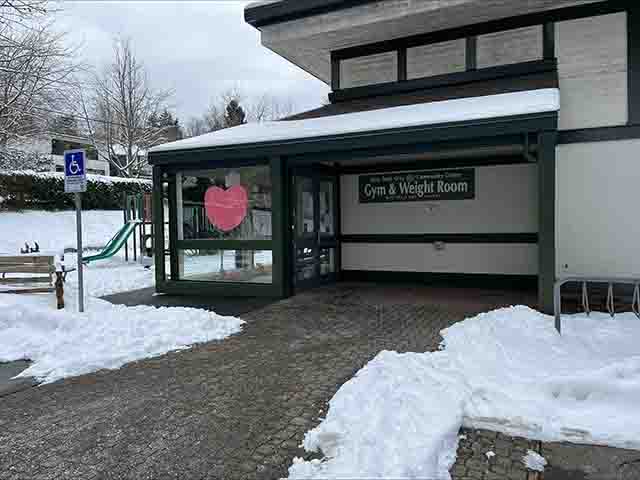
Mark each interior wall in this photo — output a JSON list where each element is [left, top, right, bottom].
[[556, 140, 640, 277], [341, 164, 538, 235], [341, 243, 538, 275], [340, 163, 539, 275]]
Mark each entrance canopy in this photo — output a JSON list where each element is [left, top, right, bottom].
[[149, 89, 559, 159], [149, 87, 560, 313]]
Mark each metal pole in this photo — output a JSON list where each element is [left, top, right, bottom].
[[75, 192, 84, 313], [553, 282, 561, 334]]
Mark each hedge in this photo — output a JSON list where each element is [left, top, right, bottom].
[[0, 170, 153, 210]]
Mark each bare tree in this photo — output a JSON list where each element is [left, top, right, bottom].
[[77, 37, 173, 177], [1, 0, 48, 20], [0, 1, 80, 146], [184, 116, 208, 138], [245, 93, 296, 122], [183, 89, 296, 138]]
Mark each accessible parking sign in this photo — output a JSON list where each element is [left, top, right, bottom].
[[64, 149, 87, 193]]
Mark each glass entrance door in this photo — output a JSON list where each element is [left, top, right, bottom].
[[292, 170, 338, 291]]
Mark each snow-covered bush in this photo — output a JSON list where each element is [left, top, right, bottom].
[[0, 146, 52, 172], [0, 170, 152, 210]]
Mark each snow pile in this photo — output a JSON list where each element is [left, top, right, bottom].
[[522, 450, 547, 472], [63, 253, 156, 298], [289, 306, 640, 479], [290, 350, 465, 479], [0, 293, 244, 384]]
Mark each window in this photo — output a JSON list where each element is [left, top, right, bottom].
[[177, 165, 272, 241], [477, 26, 542, 69], [178, 249, 273, 284], [407, 39, 466, 79], [340, 51, 397, 88], [170, 163, 274, 286]]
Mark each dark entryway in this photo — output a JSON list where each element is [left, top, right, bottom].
[[291, 167, 339, 292]]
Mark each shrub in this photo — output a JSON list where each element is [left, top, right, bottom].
[[0, 170, 152, 210]]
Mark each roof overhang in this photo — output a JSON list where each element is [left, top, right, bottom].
[[245, 0, 377, 28], [245, 0, 606, 85], [149, 89, 559, 166]]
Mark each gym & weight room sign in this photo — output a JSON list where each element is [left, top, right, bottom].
[[359, 168, 475, 203]]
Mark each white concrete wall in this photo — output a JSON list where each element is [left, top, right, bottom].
[[556, 140, 640, 278], [556, 12, 628, 130], [341, 164, 539, 274]]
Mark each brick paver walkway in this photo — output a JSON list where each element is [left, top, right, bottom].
[[0, 284, 532, 479]]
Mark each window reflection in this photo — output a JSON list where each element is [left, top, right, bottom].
[[178, 166, 272, 241], [178, 249, 273, 284]]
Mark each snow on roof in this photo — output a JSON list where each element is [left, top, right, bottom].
[[246, 0, 282, 8], [150, 88, 560, 154]]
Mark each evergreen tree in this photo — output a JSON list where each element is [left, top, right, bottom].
[[148, 108, 183, 141], [224, 100, 246, 128]]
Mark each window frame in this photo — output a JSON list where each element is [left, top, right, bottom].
[[156, 156, 287, 297]]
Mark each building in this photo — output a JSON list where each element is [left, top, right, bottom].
[[50, 133, 111, 175], [149, 0, 637, 313], [7, 133, 111, 175]]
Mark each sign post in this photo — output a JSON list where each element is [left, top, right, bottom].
[[64, 149, 87, 312]]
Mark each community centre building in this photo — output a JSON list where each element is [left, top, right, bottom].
[[148, 0, 639, 313]]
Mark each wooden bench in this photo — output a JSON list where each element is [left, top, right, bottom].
[[0, 255, 64, 308]]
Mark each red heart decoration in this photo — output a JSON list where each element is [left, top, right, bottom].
[[204, 185, 249, 232]]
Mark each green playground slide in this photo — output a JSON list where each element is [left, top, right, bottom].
[[83, 221, 140, 264]]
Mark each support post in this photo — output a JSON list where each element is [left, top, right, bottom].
[[152, 167, 166, 288], [331, 53, 340, 92], [75, 193, 84, 313], [465, 36, 477, 71], [123, 193, 129, 262], [167, 174, 180, 281], [271, 156, 288, 297], [397, 47, 407, 81], [538, 131, 557, 314], [628, 6, 640, 124], [543, 22, 555, 60], [55, 271, 64, 310]]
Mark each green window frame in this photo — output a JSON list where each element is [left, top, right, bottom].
[[154, 156, 287, 298]]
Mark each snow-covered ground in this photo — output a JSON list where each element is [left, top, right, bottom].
[[0, 210, 125, 254], [0, 292, 244, 384], [0, 210, 156, 297], [0, 210, 245, 383], [289, 307, 640, 479]]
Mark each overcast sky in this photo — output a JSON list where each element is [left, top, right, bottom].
[[56, 1, 330, 122]]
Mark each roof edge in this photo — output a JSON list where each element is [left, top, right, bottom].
[[148, 111, 558, 164], [245, 0, 378, 28]]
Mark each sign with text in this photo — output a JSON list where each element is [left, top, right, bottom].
[[359, 168, 475, 203], [64, 149, 87, 193]]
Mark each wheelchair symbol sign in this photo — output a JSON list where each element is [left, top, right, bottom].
[[65, 150, 85, 176], [64, 149, 87, 193]]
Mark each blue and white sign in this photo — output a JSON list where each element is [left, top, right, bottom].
[[64, 149, 87, 193]]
